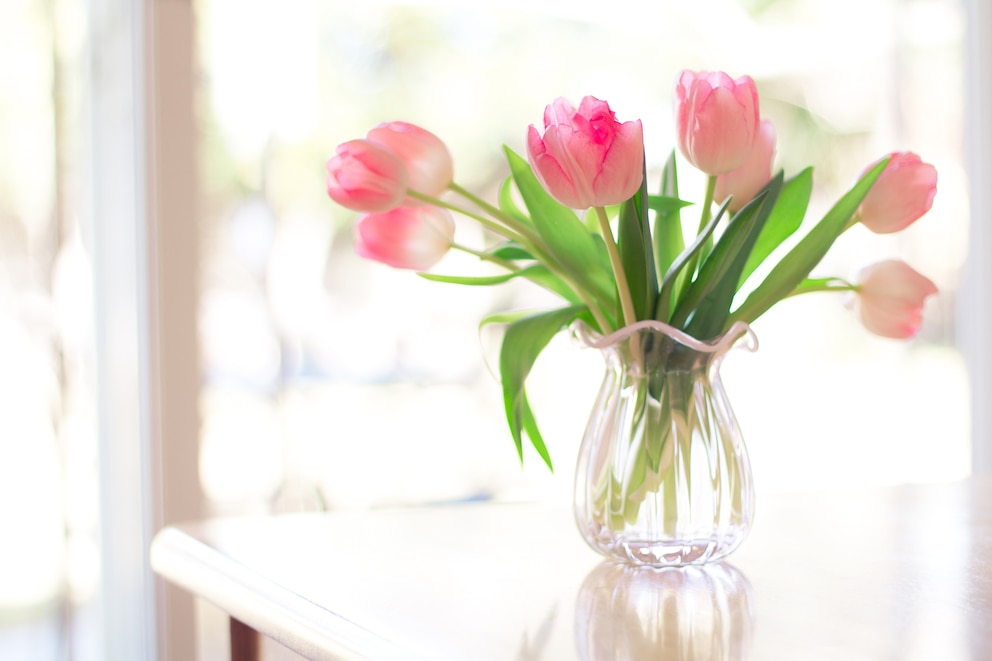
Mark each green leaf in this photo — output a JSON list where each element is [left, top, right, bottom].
[[479, 310, 530, 330], [523, 267, 584, 304], [489, 242, 533, 261], [790, 276, 855, 296], [655, 197, 729, 322], [498, 175, 532, 227], [419, 270, 529, 286], [738, 167, 813, 287], [617, 158, 657, 322], [652, 151, 685, 288], [682, 173, 784, 339], [647, 195, 693, 214], [421, 265, 583, 304], [504, 147, 616, 317], [731, 157, 890, 326], [521, 395, 552, 471], [499, 305, 586, 468]]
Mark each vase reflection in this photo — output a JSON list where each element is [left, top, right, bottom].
[[574, 561, 753, 660]]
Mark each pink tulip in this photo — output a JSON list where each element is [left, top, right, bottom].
[[367, 121, 454, 199], [857, 152, 937, 234], [526, 96, 644, 209], [675, 70, 760, 176], [855, 260, 937, 339], [326, 139, 409, 212], [354, 205, 456, 271], [714, 119, 776, 212]]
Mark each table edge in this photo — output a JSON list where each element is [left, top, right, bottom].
[[150, 525, 427, 661]]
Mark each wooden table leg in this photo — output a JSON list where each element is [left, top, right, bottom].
[[230, 617, 261, 661]]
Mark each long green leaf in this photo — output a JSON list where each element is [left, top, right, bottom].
[[419, 270, 531, 286], [789, 276, 855, 296], [499, 305, 587, 467], [419, 265, 581, 304], [521, 395, 552, 471], [730, 158, 890, 326], [655, 197, 729, 322], [489, 242, 533, 261], [618, 158, 657, 322], [498, 175, 532, 227], [652, 151, 685, 288], [682, 173, 783, 338], [503, 147, 616, 315], [647, 195, 693, 214], [738, 167, 813, 287]]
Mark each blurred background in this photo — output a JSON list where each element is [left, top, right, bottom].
[[0, 0, 981, 658]]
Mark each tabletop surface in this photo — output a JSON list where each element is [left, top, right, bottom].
[[151, 479, 992, 660]]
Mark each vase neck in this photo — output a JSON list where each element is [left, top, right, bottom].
[[575, 320, 757, 376]]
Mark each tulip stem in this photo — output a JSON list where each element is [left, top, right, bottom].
[[410, 189, 614, 332], [449, 242, 519, 270], [406, 190, 528, 245], [697, 175, 718, 235], [448, 182, 542, 243], [727, 277, 858, 329], [595, 206, 638, 327], [677, 175, 718, 307]]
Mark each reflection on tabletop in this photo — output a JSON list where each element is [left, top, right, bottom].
[[574, 561, 753, 661]]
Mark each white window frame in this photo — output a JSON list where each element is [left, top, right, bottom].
[[962, 0, 992, 475], [88, 0, 201, 659]]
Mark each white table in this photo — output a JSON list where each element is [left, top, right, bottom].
[[151, 479, 992, 660]]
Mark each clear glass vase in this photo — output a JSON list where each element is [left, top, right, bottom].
[[573, 320, 758, 567]]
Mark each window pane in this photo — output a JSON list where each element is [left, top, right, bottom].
[[195, 0, 966, 517]]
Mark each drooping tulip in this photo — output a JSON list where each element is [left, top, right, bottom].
[[354, 205, 456, 271], [857, 152, 937, 234], [675, 70, 760, 176], [855, 260, 937, 339], [367, 121, 454, 199], [714, 119, 776, 212], [326, 139, 409, 212], [526, 96, 644, 209]]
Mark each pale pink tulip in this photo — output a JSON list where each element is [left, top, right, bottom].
[[354, 205, 455, 271], [714, 119, 776, 211], [526, 96, 644, 209], [855, 260, 937, 339], [367, 121, 454, 199], [857, 152, 937, 234], [675, 70, 760, 176], [326, 139, 408, 212]]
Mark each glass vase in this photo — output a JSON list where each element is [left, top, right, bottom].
[[573, 320, 757, 567]]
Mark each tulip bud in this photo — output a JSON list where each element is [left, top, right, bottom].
[[326, 139, 409, 213], [714, 120, 776, 212], [857, 152, 937, 234], [367, 121, 454, 199], [675, 70, 760, 176], [855, 260, 937, 339], [526, 96, 644, 209], [354, 205, 456, 271]]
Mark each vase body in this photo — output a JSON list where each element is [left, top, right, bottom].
[[573, 320, 757, 567]]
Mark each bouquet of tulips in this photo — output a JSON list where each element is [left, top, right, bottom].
[[325, 70, 938, 471]]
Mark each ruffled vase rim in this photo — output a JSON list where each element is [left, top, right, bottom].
[[575, 319, 758, 354]]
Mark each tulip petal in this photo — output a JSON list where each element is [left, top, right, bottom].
[[674, 70, 760, 175], [367, 121, 454, 199], [858, 152, 937, 234], [527, 96, 644, 208], [354, 206, 455, 271], [855, 260, 937, 338]]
